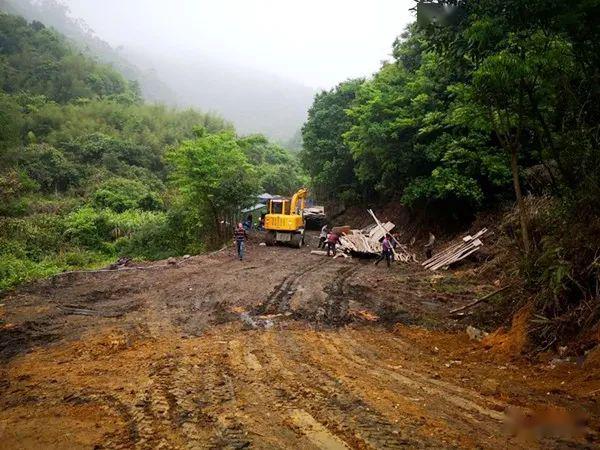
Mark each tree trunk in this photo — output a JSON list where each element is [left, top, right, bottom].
[[510, 146, 530, 255]]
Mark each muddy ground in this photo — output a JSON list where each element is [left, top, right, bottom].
[[0, 232, 599, 449]]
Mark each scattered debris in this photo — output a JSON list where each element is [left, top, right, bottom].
[[466, 325, 488, 341], [333, 253, 350, 259], [422, 228, 488, 271], [52, 258, 189, 279], [310, 250, 328, 256], [348, 309, 379, 321], [444, 360, 462, 368], [108, 257, 131, 270], [546, 358, 570, 370], [449, 285, 512, 314], [239, 312, 274, 329]]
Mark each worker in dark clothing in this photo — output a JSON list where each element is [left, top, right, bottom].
[[424, 232, 435, 259], [318, 225, 328, 249], [234, 223, 247, 260], [375, 234, 393, 268], [326, 232, 339, 256]]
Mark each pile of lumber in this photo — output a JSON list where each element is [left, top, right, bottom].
[[335, 209, 416, 263], [339, 231, 383, 254], [422, 228, 487, 271]]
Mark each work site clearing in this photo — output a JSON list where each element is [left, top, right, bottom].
[[1, 232, 599, 449]]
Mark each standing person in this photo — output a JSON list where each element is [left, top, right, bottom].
[[375, 234, 393, 268], [424, 232, 435, 259], [318, 224, 328, 249], [234, 223, 247, 261], [326, 231, 339, 257]]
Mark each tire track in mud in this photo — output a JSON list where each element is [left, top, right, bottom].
[[54, 390, 141, 450], [254, 260, 325, 316], [200, 359, 251, 449], [225, 334, 407, 448], [320, 331, 509, 442], [350, 331, 510, 412], [125, 356, 180, 449], [140, 354, 251, 449], [262, 331, 425, 448], [322, 265, 360, 326], [342, 331, 509, 415], [225, 338, 300, 444], [69, 351, 251, 449], [252, 260, 363, 327]]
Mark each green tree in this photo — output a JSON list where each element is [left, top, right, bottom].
[[237, 134, 306, 195], [167, 129, 260, 243], [20, 143, 80, 193], [0, 92, 23, 167], [91, 177, 163, 212], [301, 79, 364, 202]]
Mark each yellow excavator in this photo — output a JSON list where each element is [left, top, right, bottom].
[[264, 188, 308, 248]]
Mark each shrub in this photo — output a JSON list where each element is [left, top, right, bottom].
[[91, 178, 163, 212], [0, 254, 61, 292], [63, 206, 113, 248], [501, 196, 600, 350], [0, 214, 64, 261], [0, 169, 37, 216], [20, 144, 81, 193]]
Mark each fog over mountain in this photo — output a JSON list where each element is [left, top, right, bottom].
[[3, 0, 413, 141], [120, 47, 316, 141]]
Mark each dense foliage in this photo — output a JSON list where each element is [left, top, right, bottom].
[[301, 79, 364, 203], [0, 11, 304, 291], [301, 0, 599, 347], [0, 14, 138, 103]]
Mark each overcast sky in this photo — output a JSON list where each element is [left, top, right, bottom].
[[63, 0, 415, 89]]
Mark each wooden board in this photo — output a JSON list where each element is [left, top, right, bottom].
[[331, 226, 351, 236]]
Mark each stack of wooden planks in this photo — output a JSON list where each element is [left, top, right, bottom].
[[339, 231, 383, 254], [335, 210, 416, 263], [422, 228, 487, 271]]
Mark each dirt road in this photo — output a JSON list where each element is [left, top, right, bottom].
[[1, 234, 598, 448]]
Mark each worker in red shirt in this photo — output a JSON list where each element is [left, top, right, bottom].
[[326, 231, 339, 257]]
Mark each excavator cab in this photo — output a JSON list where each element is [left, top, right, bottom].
[[264, 188, 308, 248]]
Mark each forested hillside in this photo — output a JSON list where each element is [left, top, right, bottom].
[[301, 0, 599, 347], [0, 11, 305, 290], [1, 0, 313, 141], [0, 0, 174, 103]]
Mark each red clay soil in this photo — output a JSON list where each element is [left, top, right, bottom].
[[0, 232, 598, 449]]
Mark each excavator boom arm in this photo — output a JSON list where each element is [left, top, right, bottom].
[[289, 188, 308, 215]]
